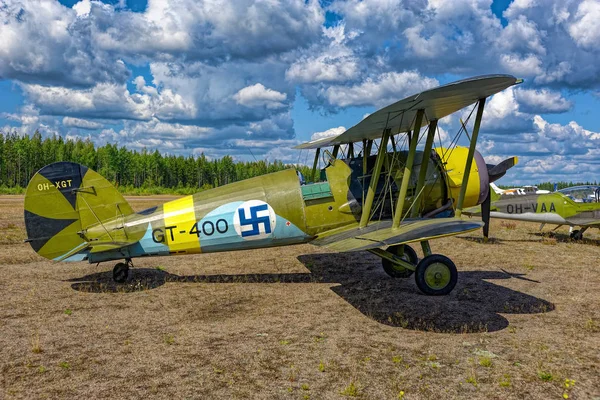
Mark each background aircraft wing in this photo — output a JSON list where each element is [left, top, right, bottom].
[[295, 74, 521, 149], [311, 217, 483, 252]]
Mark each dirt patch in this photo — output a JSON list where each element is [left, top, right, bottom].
[[1, 195, 598, 399]]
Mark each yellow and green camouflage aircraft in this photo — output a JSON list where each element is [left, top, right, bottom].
[[465, 184, 600, 240], [24, 75, 521, 295]]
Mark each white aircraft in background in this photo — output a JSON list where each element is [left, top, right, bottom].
[[490, 183, 550, 196]]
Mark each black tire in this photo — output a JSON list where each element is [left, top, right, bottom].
[[382, 245, 418, 278], [415, 254, 457, 296], [570, 230, 583, 240], [113, 262, 129, 283]]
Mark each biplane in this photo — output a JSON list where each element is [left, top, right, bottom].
[[24, 75, 521, 295], [465, 184, 600, 240]]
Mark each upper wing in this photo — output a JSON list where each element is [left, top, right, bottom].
[[311, 217, 483, 252], [295, 75, 521, 150], [295, 136, 340, 150]]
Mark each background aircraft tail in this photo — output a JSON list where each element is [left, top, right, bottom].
[[490, 182, 505, 195], [24, 162, 135, 261]]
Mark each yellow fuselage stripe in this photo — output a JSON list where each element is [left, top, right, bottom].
[[163, 196, 201, 253]]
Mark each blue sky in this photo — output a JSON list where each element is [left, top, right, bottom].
[[1, 0, 599, 184]]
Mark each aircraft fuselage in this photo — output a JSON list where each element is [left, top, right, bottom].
[[81, 147, 488, 263], [487, 192, 600, 227]]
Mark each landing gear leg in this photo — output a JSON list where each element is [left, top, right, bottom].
[[369, 244, 458, 295], [381, 244, 418, 278], [113, 259, 132, 283]]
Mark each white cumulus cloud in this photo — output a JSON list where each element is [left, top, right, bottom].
[[568, 0, 600, 50], [310, 126, 346, 141], [20, 82, 196, 121], [62, 117, 103, 130], [514, 89, 573, 114], [286, 24, 360, 84], [324, 71, 439, 108], [72, 0, 91, 17], [233, 84, 287, 109]]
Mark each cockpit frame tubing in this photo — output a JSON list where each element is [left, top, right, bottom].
[[311, 148, 321, 183], [363, 139, 373, 176]]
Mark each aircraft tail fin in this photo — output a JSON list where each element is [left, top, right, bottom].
[[24, 162, 135, 261], [490, 182, 504, 195]]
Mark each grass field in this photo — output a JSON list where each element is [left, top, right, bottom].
[[0, 195, 598, 399]]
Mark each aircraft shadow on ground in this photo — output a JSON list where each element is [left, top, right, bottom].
[[68, 252, 554, 334], [531, 232, 600, 246], [459, 235, 541, 244], [457, 236, 506, 244], [459, 233, 600, 246]]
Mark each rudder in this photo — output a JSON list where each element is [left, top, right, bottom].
[[24, 162, 134, 261]]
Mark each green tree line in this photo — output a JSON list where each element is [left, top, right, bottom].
[[498, 181, 598, 191], [0, 131, 311, 194], [535, 181, 598, 191]]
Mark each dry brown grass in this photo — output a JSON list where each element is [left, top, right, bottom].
[[0, 195, 599, 399], [500, 221, 517, 230]]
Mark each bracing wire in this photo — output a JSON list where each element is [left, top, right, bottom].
[[248, 147, 259, 163], [369, 113, 408, 222], [441, 102, 477, 162]]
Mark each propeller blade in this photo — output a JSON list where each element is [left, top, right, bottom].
[[482, 188, 491, 239], [488, 156, 518, 182]]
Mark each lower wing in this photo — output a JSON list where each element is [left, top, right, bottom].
[[312, 217, 483, 252]]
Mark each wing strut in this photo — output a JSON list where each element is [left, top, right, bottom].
[[347, 142, 354, 158], [411, 119, 438, 217], [456, 98, 486, 216], [362, 139, 373, 176], [361, 139, 373, 207], [359, 125, 391, 228], [332, 144, 341, 158], [392, 109, 425, 229]]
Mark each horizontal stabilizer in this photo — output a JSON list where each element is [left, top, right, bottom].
[[55, 242, 90, 262]]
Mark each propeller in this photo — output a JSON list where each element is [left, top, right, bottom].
[[481, 188, 491, 239], [458, 119, 518, 240], [481, 156, 518, 240], [487, 156, 518, 183]]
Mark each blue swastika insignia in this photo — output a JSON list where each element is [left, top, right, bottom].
[[238, 204, 272, 237]]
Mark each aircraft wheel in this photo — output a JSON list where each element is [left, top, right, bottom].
[[415, 255, 457, 296], [570, 230, 583, 240], [382, 245, 418, 278], [113, 262, 129, 283]]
